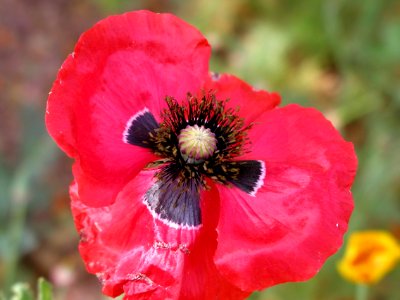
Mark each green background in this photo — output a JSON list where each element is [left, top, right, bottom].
[[0, 0, 399, 299]]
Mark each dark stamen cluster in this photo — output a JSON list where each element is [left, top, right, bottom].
[[149, 93, 252, 186]]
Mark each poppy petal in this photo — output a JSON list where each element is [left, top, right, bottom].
[[203, 73, 281, 124], [71, 171, 249, 299], [46, 11, 211, 206], [214, 104, 357, 291]]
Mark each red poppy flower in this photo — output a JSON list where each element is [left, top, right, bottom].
[[46, 10, 357, 300]]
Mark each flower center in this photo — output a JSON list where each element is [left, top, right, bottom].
[[178, 124, 217, 164], [123, 93, 266, 227]]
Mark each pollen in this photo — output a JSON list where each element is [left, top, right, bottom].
[[178, 124, 217, 164]]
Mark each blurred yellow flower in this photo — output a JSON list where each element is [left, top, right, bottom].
[[338, 230, 400, 284]]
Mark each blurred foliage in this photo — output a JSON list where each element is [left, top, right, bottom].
[[2, 278, 53, 300], [0, 0, 399, 299]]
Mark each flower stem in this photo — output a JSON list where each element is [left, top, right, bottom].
[[356, 284, 368, 300]]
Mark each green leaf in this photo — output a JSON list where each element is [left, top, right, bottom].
[[37, 278, 52, 300], [10, 283, 33, 300]]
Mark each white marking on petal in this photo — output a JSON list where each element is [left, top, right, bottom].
[[210, 72, 221, 81], [127, 273, 155, 285], [93, 221, 103, 232], [152, 241, 190, 255], [122, 107, 150, 144], [153, 241, 171, 249], [249, 160, 266, 197], [179, 244, 190, 254]]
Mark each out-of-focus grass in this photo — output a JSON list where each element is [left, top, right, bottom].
[[0, 0, 399, 299]]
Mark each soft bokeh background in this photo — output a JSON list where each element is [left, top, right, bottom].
[[1, 0, 399, 299]]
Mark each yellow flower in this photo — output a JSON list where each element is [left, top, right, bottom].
[[338, 230, 400, 284]]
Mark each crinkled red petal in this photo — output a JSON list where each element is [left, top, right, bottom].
[[46, 11, 211, 206], [203, 73, 281, 124], [71, 172, 249, 300], [214, 104, 357, 291]]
